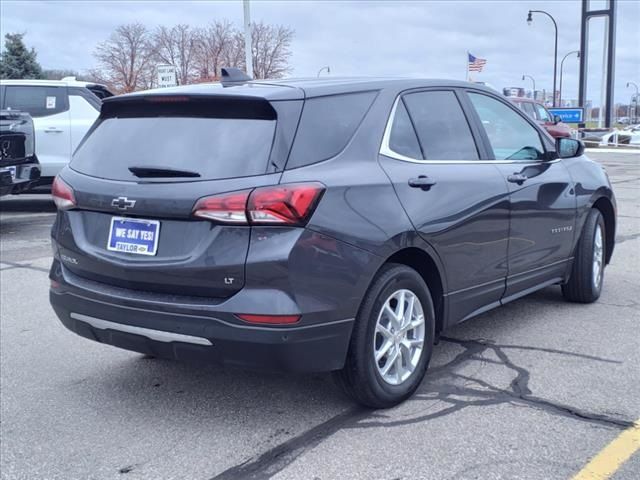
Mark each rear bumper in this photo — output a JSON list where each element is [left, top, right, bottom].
[[49, 279, 354, 373], [49, 221, 383, 372], [0, 161, 40, 196]]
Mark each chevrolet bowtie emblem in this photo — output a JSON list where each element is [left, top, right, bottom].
[[111, 196, 136, 210]]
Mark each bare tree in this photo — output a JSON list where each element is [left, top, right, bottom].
[[92, 23, 155, 93], [222, 30, 246, 73], [153, 24, 198, 85], [196, 21, 293, 80], [91, 21, 294, 91], [250, 22, 294, 79], [194, 20, 235, 81]]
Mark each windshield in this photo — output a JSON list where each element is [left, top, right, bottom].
[[71, 116, 276, 181]]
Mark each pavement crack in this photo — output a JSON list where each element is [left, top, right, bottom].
[[611, 176, 640, 185], [210, 407, 369, 480], [615, 232, 640, 245], [0, 260, 49, 273], [350, 337, 631, 430], [210, 336, 631, 479]]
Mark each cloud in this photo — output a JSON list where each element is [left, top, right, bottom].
[[1, 0, 638, 103]]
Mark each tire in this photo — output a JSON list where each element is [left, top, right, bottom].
[[334, 263, 435, 408], [562, 209, 606, 303]]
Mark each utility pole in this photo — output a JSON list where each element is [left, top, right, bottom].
[[243, 0, 253, 78]]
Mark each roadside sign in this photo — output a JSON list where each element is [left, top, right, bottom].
[[548, 107, 584, 124], [157, 64, 177, 88]]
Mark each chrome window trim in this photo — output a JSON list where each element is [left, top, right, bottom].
[[379, 94, 557, 165]]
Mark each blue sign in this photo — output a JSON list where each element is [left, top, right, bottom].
[[548, 107, 584, 124]]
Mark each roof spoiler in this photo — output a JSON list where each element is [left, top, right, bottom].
[[221, 67, 252, 87]]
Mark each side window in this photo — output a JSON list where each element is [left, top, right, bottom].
[[521, 102, 536, 119], [3, 86, 69, 118], [287, 91, 377, 168], [468, 93, 545, 161], [69, 87, 101, 112], [402, 90, 479, 160], [388, 100, 422, 159], [536, 104, 552, 122]]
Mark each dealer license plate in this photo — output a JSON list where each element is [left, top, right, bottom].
[[107, 217, 160, 256]]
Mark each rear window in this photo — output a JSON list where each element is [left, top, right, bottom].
[[286, 91, 377, 168], [71, 115, 276, 181]]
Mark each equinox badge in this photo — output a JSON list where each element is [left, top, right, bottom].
[[111, 196, 137, 210]]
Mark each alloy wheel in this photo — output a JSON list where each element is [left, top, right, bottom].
[[593, 224, 604, 289], [373, 289, 425, 386]]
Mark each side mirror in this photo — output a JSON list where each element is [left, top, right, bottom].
[[556, 137, 584, 159], [553, 115, 562, 125]]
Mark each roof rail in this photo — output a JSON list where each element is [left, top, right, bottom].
[[220, 67, 252, 87]]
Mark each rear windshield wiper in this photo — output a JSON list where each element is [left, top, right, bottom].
[[128, 166, 201, 178]]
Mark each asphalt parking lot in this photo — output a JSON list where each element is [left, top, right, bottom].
[[1, 150, 639, 480]]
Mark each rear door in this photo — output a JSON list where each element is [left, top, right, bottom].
[[3, 85, 71, 178], [379, 89, 510, 324], [465, 91, 576, 300], [68, 87, 101, 154], [56, 94, 301, 299]]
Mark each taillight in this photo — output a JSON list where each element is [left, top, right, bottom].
[[248, 183, 324, 225], [192, 183, 324, 226], [192, 190, 250, 223], [51, 176, 76, 210], [236, 314, 301, 325]]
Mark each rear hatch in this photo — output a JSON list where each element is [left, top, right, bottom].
[[55, 92, 302, 299]]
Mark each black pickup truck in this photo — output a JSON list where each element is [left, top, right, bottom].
[[0, 110, 40, 196]]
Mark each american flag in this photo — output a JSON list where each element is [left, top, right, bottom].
[[468, 53, 487, 72]]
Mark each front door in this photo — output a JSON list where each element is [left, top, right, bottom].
[[3, 85, 71, 178], [465, 91, 576, 300], [379, 89, 510, 324]]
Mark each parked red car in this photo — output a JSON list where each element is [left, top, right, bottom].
[[510, 97, 572, 138]]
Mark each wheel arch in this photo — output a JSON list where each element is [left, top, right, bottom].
[[382, 247, 446, 336], [591, 196, 615, 264]]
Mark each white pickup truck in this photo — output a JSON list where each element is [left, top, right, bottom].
[[0, 77, 113, 190]]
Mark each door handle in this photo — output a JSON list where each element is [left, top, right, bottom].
[[507, 173, 528, 185], [44, 127, 63, 133], [408, 175, 437, 191]]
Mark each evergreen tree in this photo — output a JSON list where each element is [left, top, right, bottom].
[[0, 33, 43, 79]]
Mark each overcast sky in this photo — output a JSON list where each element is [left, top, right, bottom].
[[1, 0, 638, 104]]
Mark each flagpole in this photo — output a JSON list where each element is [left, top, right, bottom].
[[465, 51, 469, 82]]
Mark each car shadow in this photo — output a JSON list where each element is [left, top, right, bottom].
[[0, 194, 56, 213]]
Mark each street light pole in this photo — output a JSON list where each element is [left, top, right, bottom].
[[317, 66, 331, 78], [527, 9, 559, 107], [627, 82, 639, 124], [559, 50, 580, 107], [522, 75, 536, 98], [243, 0, 253, 78]]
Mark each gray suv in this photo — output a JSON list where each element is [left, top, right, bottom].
[[49, 76, 616, 408]]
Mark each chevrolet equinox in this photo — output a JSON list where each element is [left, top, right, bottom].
[[49, 73, 616, 408]]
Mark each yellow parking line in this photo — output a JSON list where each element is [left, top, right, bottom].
[[571, 419, 640, 480]]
